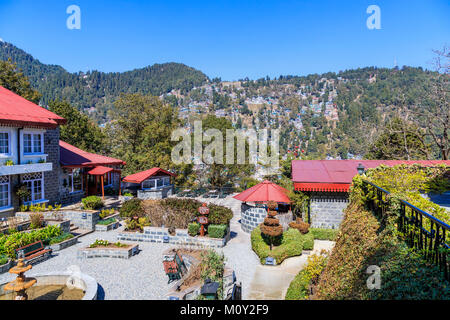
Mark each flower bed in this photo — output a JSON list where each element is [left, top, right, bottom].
[[95, 218, 120, 232], [78, 240, 139, 259]]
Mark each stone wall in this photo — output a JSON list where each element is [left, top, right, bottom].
[[16, 210, 100, 231], [77, 244, 139, 260], [44, 128, 61, 205], [137, 185, 173, 200], [240, 204, 266, 233], [309, 192, 349, 229], [117, 226, 228, 248]]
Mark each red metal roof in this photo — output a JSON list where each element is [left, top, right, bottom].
[[233, 180, 291, 203], [123, 167, 177, 184], [292, 160, 450, 192], [0, 86, 66, 128], [60, 140, 125, 167], [87, 166, 114, 176]]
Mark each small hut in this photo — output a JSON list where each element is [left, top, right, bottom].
[[122, 167, 177, 200]]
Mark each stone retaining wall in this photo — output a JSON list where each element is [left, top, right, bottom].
[[49, 236, 79, 252], [0, 260, 11, 274], [137, 186, 173, 200], [117, 226, 229, 248], [77, 244, 139, 260], [95, 221, 120, 232], [17, 210, 100, 231]]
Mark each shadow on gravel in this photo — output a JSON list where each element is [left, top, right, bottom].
[[97, 284, 106, 300]]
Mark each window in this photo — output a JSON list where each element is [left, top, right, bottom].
[[163, 177, 171, 186], [22, 173, 44, 203], [142, 179, 156, 189], [0, 133, 9, 154], [23, 133, 43, 154], [0, 176, 10, 208], [157, 178, 163, 188], [69, 168, 83, 193]]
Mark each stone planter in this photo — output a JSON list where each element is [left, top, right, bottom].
[[117, 226, 229, 248], [77, 244, 139, 260], [0, 259, 11, 274], [95, 220, 120, 232], [119, 195, 133, 202], [49, 235, 79, 252]]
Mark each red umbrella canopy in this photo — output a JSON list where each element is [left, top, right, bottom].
[[233, 180, 291, 203]]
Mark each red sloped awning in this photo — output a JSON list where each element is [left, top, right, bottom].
[[294, 182, 350, 192], [233, 180, 291, 203], [87, 166, 114, 176], [123, 167, 177, 184]]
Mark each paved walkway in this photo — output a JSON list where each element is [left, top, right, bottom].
[[247, 240, 335, 300]]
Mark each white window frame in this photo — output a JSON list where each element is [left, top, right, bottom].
[[22, 173, 45, 204], [0, 131, 10, 156], [0, 176, 11, 209], [23, 131, 44, 155], [69, 168, 83, 193]]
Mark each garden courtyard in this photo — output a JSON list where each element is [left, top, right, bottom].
[[0, 194, 335, 300]]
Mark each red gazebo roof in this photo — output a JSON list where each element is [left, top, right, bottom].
[[60, 140, 125, 167], [233, 180, 291, 203], [123, 167, 177, 184], [87, 166, 114, 176], [0, 86, 66, 128]]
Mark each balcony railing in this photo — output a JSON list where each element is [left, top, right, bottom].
[[363, 180, 449, 280], [0, 162, 52, 176]]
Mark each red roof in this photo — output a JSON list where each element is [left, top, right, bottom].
[[292, 160, 450, 192], [123, 167, 177, 184], [233, 180, 291, 203], [60, 140, 125, 167], [0, 86, 66, 128], [87, 166, 114, 176]]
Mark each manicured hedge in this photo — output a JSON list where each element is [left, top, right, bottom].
[[82, 196, 104, 210], [310, 228, 339, 241], [207, 224, 228, 238], [188, 222, 200, 236], [0, 254, 8, 265], [251, 227, 304, 265], [302, 232, 315, 250]]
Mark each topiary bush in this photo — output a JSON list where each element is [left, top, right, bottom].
[[289, 217, 310, 234], [207, 224, 228, 238], [82, 196, 104, 210], [204, 204, 233, 225], [188, 222, 201, 237], [251, 226, 304, 265], [120, 198, 144, 218]]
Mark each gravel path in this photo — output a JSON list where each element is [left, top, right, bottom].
[[0, 195, 260, 300]]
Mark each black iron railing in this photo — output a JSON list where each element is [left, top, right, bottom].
[[363, 180, 449, 280]]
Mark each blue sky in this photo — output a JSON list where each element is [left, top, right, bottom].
[[0, 0, 448, 80]]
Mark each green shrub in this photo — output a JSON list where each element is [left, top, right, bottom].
[[97, 218, 117, 226], [207, 204, 233, 225], [0, 254, 8, 265], [285, 269, 310, 300], [310, 228, 339, 241], [99, 208, 115, 219], [302, 232, 315, 250], [82, 196, 104, 210], [120, 198, 144, 218], [123, 193, 133, 197], [208, 224, 228, 238], [188, 222, 200, 237], [0, 225, 62, 259], [48, 232, 74, 245], [251, 227, 304, 265], [286, 253, 328, 300]]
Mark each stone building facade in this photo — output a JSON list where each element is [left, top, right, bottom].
[[309, 192, 349, 229]]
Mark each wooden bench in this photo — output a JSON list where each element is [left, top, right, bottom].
[[15, 241, 52, 264]]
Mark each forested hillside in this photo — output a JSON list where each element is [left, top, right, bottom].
[[0, 41, 209, 122]]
